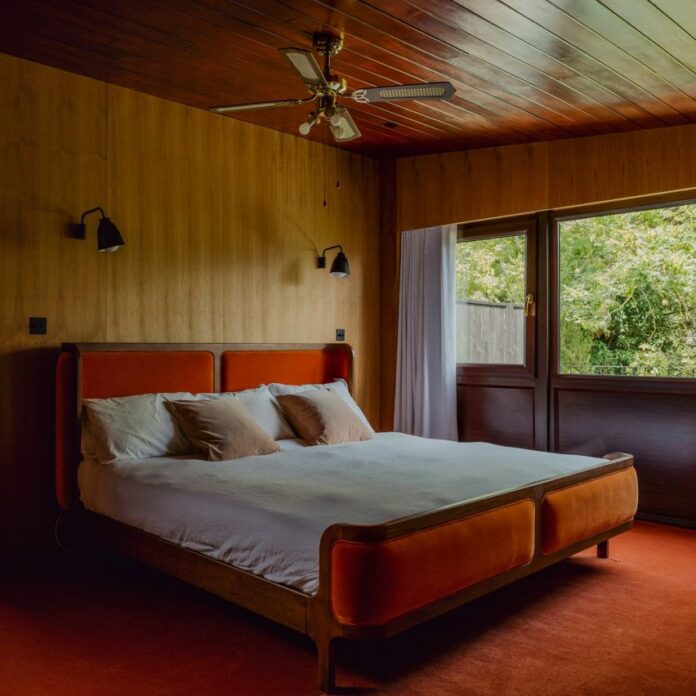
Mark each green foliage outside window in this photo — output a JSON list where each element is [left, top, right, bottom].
[[559, 205, 696, 377], [456, 234, 525, 304], [455, 204, 696, 377]]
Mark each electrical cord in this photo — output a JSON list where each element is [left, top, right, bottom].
[[53, 512, 73, 552]]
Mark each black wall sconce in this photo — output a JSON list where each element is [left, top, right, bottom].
[[317, 245, 350, 278], [72, 207, 125, 253]]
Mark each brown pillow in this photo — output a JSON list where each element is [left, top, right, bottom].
[[165, 398, 281, 461], [277, 390, 374, 446]]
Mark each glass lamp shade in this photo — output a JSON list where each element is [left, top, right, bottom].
[[97, 217, 125, 253], [329, 250, 350, 278]]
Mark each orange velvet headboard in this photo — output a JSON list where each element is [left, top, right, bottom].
[[55, 343, 353, 510], [221, 349, 352, 392]]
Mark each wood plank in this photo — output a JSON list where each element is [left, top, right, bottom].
[[379, 159, 398, 431], [397, 140, 551, 230], [554, 387, 696, 520], [549, 0, 696, 98], [490, 0, 694, 123], [658, 0, 696, 41], [459, 386, 535, 448], [548, 125, 696, 208], [397, 123, 696, 230], [445, 0, 684, 126], [377, 0, 635, 131]]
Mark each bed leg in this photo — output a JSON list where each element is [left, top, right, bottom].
[[317, 636, 336, 694], [597, 540, 609, 559]]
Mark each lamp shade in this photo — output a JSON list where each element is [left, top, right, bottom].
[[329, 250, 350, 278], [97, 217, 125, 253]]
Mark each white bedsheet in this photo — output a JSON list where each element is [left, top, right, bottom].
[[78, 433, 607, 595]]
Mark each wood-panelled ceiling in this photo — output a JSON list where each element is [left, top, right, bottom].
[[1, 1, 695, 157]]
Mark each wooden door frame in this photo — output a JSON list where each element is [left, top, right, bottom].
[[456, 214, 549, 451]]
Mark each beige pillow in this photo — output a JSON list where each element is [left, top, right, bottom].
[[277, 390, 374, 446], [268, 379, 374, 435], [166, 398, 281, 461]]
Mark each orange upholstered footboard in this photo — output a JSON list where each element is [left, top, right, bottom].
[[330, 500, 535, 627], [542, 468, 638, 555]]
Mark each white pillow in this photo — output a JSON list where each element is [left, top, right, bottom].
[[186, 385, 295, 441], [82, 392, 195, 463], [267, 379, 374, 434]]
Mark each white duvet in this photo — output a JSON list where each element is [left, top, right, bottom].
[[78, 433, 607, 595]]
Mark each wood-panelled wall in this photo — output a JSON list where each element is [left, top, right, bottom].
[[380, 124, 696, 427], [0, 53, 380, 549], [397, 124, 696, 231]]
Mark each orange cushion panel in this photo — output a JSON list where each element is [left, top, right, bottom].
[[542, 468, 638, 555], [331, 500, 535, 627], [81, 351, 214, 398], [221, 350, 350, 392], [55, 351, 78, 510]]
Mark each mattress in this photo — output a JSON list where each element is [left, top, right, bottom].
[[78, 433, 608, 595]]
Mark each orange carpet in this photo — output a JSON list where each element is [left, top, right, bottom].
[[1, 522, 694, 695]]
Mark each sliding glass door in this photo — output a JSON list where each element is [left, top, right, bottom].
[[456, 216, 548, 451], [549, 198, 696, 523]]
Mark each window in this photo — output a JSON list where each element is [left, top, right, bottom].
[[456, 232, 528, 365], [558, 202, 696, 378]]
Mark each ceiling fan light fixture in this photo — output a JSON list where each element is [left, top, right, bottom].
[[209, 36, 455, 143], [328, 107, 361, 142], [299, 112, 319, 135]]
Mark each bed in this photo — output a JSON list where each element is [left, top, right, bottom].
[[55, 342, 638, 693]]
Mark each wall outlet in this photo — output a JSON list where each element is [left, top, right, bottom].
[[336, 328, 345, 342], [29, 317, 47, 335]]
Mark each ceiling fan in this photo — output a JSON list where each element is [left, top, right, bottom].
[[210, 33, 455, 143]]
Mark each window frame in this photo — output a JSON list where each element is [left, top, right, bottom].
[[456, 215, 538, 381], [550, 191, 696, 386]]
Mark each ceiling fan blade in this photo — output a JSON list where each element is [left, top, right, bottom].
[[280, 48, 328, 90], [329, 107, 361, 142], [351, 81, 455, 104], [210, 96, 312, 114]]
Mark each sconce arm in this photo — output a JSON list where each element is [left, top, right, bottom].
[[317, 244, 343, 268], [80, 207, 106, 225]]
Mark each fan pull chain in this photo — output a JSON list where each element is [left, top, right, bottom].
[[322, 120, 329, 207], [323, 142, 328, 208], [336, 139, 341, 191]]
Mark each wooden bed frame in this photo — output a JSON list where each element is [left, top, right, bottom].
[[55, 342, 638, 693]]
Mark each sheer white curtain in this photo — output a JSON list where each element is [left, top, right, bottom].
[[394, 225, 458, 440]]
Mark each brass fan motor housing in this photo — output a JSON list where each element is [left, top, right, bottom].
[[313, 32, 344, 57], [323, 75, 347, 96]]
